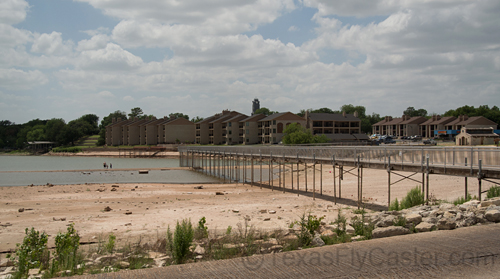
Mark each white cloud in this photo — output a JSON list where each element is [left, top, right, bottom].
[[288, 25, 299, 32], [31, 32, 74, 56], [0, 68, 48, 90], [76, 43, 143, 71], [123, 95, 134, 101], [97, 90, 114, 98], [0, 0, 29, 24], [76, 34, 110, 51]]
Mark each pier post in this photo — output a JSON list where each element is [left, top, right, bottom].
[[291, 159, 294, 192], [260, 152, 262, 189], [251, 153, 254, 186], [283, 155, 286, 193], [465, 157, 468, 199], [313, 154, 316, 201], [320, 162, 323, 196], [270, 152, 273, 190], [388, 156, 391, 208], [333, 155, 336, 204], [357, 155, 360, 209], [223, 152, 226, 183], [426, 155, 430, 205], [339, 165, 342, 199], [296, 154, 299, 196], [278, 156, 281, 189], [305, 161, 308, 193], [478, 159, 483, 201]]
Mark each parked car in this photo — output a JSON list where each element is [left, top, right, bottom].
[[423, 139, 437, 145], [383, 136, 396, 144]]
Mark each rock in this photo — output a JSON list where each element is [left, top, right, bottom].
[[124, 223, 132, 226], [111, 188, 117, 192], [311, 235, 325, 247], [125, 211, 132, 215], [18, 208, 24, 212], [269, 245, 283, 251], [104, 206, 112, 212], [216, 192, 224, 195], [112, 185, 119, 188], [372, 226, 410, 238], [481, 198, 500, 207], [439, 203, 457, 212], [260, 209, 267, 214], [405, 213, 422, 225], [194, 245, 205, 255], [346, 224, 355, 234], [117, 261, 130, 269], [264, 217, 271, 221], [376, 215, 396, 227], [485, 210, 500, 222], [0, 259, 15, 267], [321, 230, 336, 237], [284, 234, 298, 241], [95, 255, 117, 264], [131, 189, 135, 191], [351, 235, 364, 241], [195, 255, 203, 260], [194, 186, 204, 189], [232, 209, 239, 213], [437, 217, 456, 230], [29, 268, 40, 276], [268, 210, 276, 214], [415, 222, 436, 232], [422, 217, 438, 224]]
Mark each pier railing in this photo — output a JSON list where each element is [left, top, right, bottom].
[[179, 146, 500, 171]]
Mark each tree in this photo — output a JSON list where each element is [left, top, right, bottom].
[[191, 116, 204, 123], [78, 114, 99, 134], [57, 125, 80, 146], [444, 105, 500, 125], [170, 113, 189, 120], [255, 107, 278, 116], [128, 107, 144, 119], [281, 123, 329, 144], [26, 125, 46, 142], [403, 107, 427, 117], [45, 118, 66, 142], [341, 104, 366, 118]]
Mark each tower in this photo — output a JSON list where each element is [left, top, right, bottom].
[[252, 98, 260, 115]]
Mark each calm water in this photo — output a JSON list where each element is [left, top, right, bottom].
[[0, 156, 221, 186]]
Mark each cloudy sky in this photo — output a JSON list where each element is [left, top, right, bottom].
[[1, 0, 499, 124]]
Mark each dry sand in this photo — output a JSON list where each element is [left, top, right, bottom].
[[0, 165, 491, 254]]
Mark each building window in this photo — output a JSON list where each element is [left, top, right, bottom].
[[228, 122, 232, 127], [246, 122, 249, 126], [246, 138, 249, 142], [277, 123, 283, 133], [246, 129, 249, 134], [273, 128, 276, 133], [229, 130, 232, 135], [273, 120, 276, 125]]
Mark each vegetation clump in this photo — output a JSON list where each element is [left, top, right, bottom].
[[487, 186, 500, 199], [389, 186, 425, 211]]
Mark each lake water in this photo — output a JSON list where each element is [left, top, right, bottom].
[[0, 156, 221, 186]]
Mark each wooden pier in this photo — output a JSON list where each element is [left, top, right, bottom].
[[179, 146, 500, 208]]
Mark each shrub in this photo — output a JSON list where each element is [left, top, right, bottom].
[[453, 193, 472, 205], [394, 216, 407, 227], [400, 187, 425, 209], [333, 210, 347, 237], [54, 224, 81, 273], [351, 211, 374, 240], [172, 219, 194, 264], [226, 226, 232, 235], [487, 186, 500, 199], [52, 147, 82, 153], [194, 217, 208, 240], [14, 228, 49, 278], [105, 233, 116, 254], [389, 187, 425, 211]]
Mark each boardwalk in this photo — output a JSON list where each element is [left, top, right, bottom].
[[73, 223, 500, 279], [179, 146, 500, 206]]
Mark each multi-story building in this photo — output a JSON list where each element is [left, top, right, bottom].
[[240, 114, 266, 144], [258, 112, 306, 144], [194, 110, 241, 144], [223, 114, 248, 145], [419, 115, 456, 138]]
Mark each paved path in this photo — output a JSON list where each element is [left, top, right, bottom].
[[74, 223, 500, 278]]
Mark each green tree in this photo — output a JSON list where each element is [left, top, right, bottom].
[[191, 116, 204, 123], [403, 107, 427, 117], [78, 114, 99, 134], [45, 118, 66, 142], [97, 110, 127, 146], [341, 104, 366, 118], [255, 107, 278, 116], [282, 123, 329, 144], [170, 112, 189, 120], [26, 125, 46, 142], [128, 107, 144, 119]]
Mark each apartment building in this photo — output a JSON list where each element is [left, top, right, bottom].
[[258, 112, 306, 144], [240, 114, 266, 144], [420, 115, 456, 138], [194, 110, 241, 144], [223, 114, 248, 145]]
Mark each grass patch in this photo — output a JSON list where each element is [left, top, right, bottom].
[[52, 147, 82, 153], [389, 187, 425, 211], [487, 186, 500, 199], [453, 193, 473, 205]]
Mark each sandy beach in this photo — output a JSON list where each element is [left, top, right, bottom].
[[0, 163, 491, 254]]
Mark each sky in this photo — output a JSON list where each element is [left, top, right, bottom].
[[1, 0, 499, 124]]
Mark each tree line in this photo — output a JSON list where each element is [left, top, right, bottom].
[[1, 105, 498, 149]]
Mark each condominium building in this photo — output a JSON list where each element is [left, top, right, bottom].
[[223, 114, 248, 145], [240, 114, 266, 144], [194, 110, 242, 144], [258, 112, 306, 144]]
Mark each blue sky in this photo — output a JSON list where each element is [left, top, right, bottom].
[[1, 0, 499, 124]]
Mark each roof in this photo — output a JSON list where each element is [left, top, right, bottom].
[[240, 114, 266, 122], [385, 117, 404, 125], [259, 112, 304, 122], [222, 114, 247, 123], [209, 114, 234, 124], [309, 113, 360, 122], [421, 116, 456, 126], [400, 116, 427, 125]]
